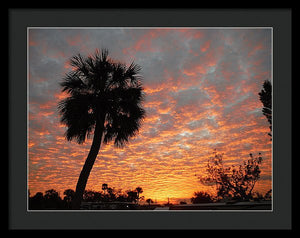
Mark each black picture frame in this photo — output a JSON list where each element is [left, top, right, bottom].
[[8, 8, 292, 230]]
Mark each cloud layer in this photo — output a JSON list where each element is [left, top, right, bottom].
[[28, 28, 272, 203]]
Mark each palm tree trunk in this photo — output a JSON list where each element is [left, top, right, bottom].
[[71, 119, 104, 209]]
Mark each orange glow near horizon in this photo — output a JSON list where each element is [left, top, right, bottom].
[[28, 28, 272, 204]]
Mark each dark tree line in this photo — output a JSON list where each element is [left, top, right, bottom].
[[29, 189, 65, 210], [29, 185, 145, 210]]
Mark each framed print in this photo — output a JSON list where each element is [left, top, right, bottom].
[[9, 8, 292, 230]]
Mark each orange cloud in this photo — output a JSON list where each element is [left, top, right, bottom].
[[66, 35, 84, 46], [248, 42, 264, 57], [201, 40, 211, 52], [123, 30, 165, 54]]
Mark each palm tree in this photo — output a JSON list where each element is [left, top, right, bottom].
[[258, 80, 272, 139], [58, 49, 145, 209], [135, 186, 143, 204], [102, 183, 108, 194]]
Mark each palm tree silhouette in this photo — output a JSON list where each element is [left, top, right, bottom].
[[135, 186, 143, 203], [58, 49, 145, 209], [102, 183, 108, 194]]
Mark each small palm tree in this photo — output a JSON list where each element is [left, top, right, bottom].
[[102, 183, 108, 194], [58, 49, 145, 209], [135, 186, 143, 203]]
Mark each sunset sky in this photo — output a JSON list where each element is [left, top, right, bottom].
[[28, 28, 272, 204]]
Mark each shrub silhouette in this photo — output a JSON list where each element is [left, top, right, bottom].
[[199, 151, 263, 201]]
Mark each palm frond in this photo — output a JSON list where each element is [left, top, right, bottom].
[[60, 71, 88, 94], [124, 62, 143, 85], [69, 54, 88, 74], [58, 93, 96, 144]]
